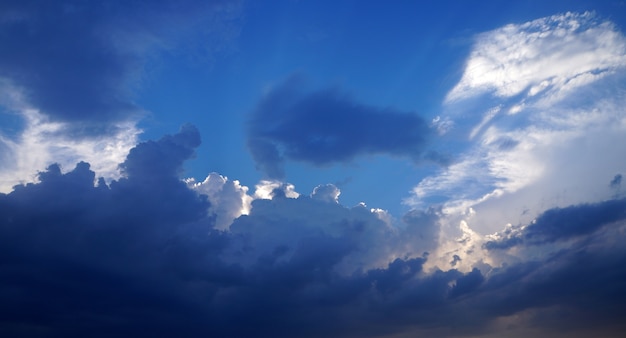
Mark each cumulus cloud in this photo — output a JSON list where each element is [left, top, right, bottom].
[[2, 125, 626, 337], [187, 172, 253, 230], [0, 126, 459, 337], [3, 7, 626, 337], [247, 75, 433, 178], [311, 183, 341, 203], [225, 185, 397, 272], [0, 127, 217, 337]]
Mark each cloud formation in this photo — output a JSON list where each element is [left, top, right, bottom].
[[0, 110, 139, 192], [2, 125, 626, 337], [0, 0, 244, 191], [484, 197, 626, 249], [409, 12, 626, 236], [446, 11, 626, 105], [247, 76, 432, 178], [3, 7, 626, 338], [187, 172, 253, 230]]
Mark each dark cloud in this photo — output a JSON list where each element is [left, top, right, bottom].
[[0, 149, 466, 338], [120, 123, 201, 179], [2, 126, 626, 337], [247, 76, 433, 178], [610, 173, 622, 189], [0, 0, 240, 127], [484, 198, 626, 250], [473, 241, 626, 337], [0, 126, 220, 337]]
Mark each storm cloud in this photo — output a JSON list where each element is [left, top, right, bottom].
[[2, 126, 626, 337]]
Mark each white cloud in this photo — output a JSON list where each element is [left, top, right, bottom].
[[187, 172, 253, 230], [446, 12, 626, 105], [409, 11, 626, 254], [253, 179, 300, 199], [311, 183, 341, 203], [0, 110, 139, 192]]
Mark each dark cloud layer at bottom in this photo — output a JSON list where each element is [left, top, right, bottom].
[[1, 126, 626, 337]]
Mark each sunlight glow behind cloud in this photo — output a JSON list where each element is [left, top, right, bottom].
[[411, 12, 626, 231], [2, 3, 626, 337], [0, 110, 139, 192]]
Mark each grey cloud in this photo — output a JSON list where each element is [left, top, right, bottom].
[[484, 198, 626, 250], [610, 174, 622, 189], [247, 76, 433, 178], [473, 242, 626, 337], [120, 123, 201, 179]]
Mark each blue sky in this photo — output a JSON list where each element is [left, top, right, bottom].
[[1, 1, 626, 337]]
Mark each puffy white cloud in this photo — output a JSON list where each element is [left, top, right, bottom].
[[187, 172, 253, 230], [253, 179, 300, 199], [311, 183, 341, 203]]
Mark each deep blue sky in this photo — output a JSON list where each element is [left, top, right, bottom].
[[134, 0, 626, 215], [1, 1, 626, 337]]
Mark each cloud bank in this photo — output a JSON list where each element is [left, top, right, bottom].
[[2, 124, 626, 337]]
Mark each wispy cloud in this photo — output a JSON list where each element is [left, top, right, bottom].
[[446, 12, 626, 105], [410, 12, 626, 236]]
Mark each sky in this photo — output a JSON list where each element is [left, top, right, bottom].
[[1, 0, 626, 337]]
